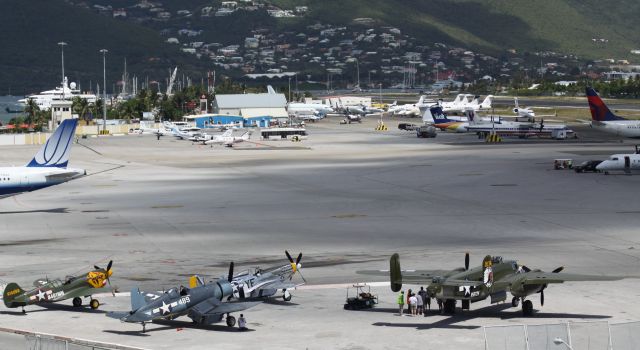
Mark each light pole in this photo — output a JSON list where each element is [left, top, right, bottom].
[[58, 42, 67, 97], [553, 337, 573, 350], [99, 49, 108, 134]]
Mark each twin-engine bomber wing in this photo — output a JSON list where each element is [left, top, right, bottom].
[[357, 269, 452, 280], [499, 271, 623, 286]]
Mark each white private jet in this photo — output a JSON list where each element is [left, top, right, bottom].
[[586, 87, 640, 138], [389, 96, 431, 117], [0, 119, 85, 198], [441, 94, 493, 113], [136, 121, 170, 136], [204, 130, 251, 147], [596, 146, 640, 174]]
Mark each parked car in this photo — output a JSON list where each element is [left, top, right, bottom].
[[398, 123, 417, 131], [574, 160, 603, 173]]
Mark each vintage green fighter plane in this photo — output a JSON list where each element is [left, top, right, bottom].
[[359, 253, 622, 316], [3, 261, 114, 313]]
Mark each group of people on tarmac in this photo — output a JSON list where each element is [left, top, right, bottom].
[[396, 287, 442, 316]]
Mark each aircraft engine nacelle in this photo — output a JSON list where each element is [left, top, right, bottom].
[[509, 279, 542, 298]]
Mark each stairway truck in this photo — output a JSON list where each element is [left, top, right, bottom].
[[417, 125, 437, 138]]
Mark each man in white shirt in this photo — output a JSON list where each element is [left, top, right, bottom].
[[416, 290, 424, 315], [238, 314, 248, 331], [409, 294, 417, 316]]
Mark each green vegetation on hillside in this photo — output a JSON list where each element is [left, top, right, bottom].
[[0, 0, 202, 95]]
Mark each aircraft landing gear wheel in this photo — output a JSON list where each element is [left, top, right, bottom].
[[511, 297, 520, 307], [21, 307, 26, 314], [89, 299, 100, 310], [522, 300, 533, 316], [141, 322, 146, 333], [283, 290, 292, 302], [226, 315, 236, 327], [444, 299, 456, 314], [72, 297, 82, 307]]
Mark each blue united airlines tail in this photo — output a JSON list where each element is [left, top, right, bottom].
[[26, 119, 78, 168]]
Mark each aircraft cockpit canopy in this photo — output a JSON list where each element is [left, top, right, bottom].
[[492, 256, 503, 264]]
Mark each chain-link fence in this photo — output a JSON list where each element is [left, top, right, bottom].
[[0, 331, 146, 350], [484, 321, 640, 350]]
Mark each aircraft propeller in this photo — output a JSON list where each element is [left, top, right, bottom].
[[285, 250, 307, 283], [539, 266, 563, 306], [228, 262, 234, 283], [464, 252, 470, 271], [93, 260, 113, 285]]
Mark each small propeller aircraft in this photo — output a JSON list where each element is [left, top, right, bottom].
[[107, 262, 260, 332], [358, 253, 622, 316], [222, 251, 306, 302], [3, 261, 114, 313]]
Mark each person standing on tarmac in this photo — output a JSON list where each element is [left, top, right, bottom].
[[416, 290, 424, 315], [238, 314, 248, 331], [397, 291, 405, 316], [406, 289, 412, 313]]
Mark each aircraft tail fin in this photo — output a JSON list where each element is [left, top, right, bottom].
[[481, 95, 493, 109], [429, 106, 451, 123], [390, 253, 403, 292], [3, 282, 25, 308], [267, 85, 276, 94], [417, 96, 425, 105], [130, 287, 145, 311], [26, 118, 78, 168], [464, 109, 477, 124], [586, 87, 626, 121]]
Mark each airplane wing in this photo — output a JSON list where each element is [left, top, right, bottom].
[[496, 271, 622, 287], [189, 298, 261, 317], [256, 281, 300, 290], [357, 269, 452, 282], [45, 172, 82, 181], [438, 279, 485, 287]]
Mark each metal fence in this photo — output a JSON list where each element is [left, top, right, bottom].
[[484, 321, 640, 350], [0, 330, 146, 350]]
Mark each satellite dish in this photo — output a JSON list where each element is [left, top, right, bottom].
[[69, 82, 77, 89]]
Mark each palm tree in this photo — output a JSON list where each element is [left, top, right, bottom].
[[24, 98, 39, 128], [72, 97, 91, 125]]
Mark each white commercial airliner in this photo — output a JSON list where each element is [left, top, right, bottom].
[[0, 118, 85, 198], [586, 87, 640, 138]]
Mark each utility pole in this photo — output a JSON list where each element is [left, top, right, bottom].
[[100, 49, 108, 134]]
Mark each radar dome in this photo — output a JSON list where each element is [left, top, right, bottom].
[[70, 82, 77, 89]]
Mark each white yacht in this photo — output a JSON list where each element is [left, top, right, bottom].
[[19, 77, 97, 110]]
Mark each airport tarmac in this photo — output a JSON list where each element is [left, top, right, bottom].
[[0, 117, 639, 349]]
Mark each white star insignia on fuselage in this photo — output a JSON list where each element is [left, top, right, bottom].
[[159, 301, 171, 315]]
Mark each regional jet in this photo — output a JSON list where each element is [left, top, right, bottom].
[[586, 87, 640, 138], [0, 118, 85, 199]]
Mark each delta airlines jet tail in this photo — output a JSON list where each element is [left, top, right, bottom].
[[586, 87, 640, 138], [0, 119, 85, 198]]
